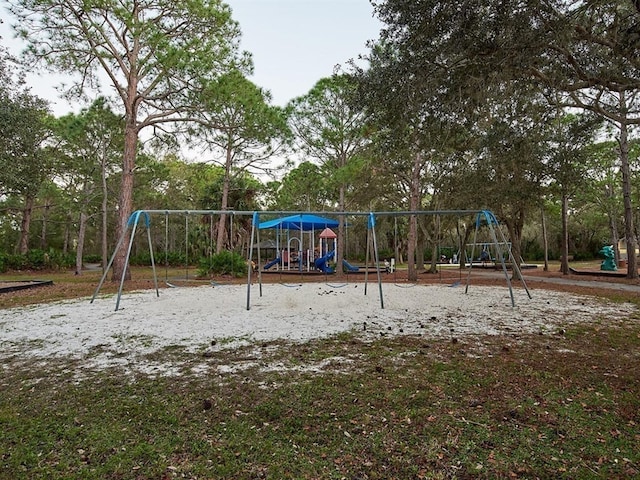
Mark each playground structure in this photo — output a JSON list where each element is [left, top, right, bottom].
[[92, 209, 530, 311], [257, 214, 340, 273]]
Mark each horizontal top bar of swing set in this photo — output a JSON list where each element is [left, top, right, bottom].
[[131, 209, 492, 218]]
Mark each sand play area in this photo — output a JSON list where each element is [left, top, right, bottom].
[[1, 282, 636, 375]]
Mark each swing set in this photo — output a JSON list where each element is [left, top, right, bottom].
[[92, 209, 531, 311]]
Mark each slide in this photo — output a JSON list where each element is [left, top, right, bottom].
[[314, 250, 335, 273], [263, 257, 281, 270], [342, 259, 359, 272]]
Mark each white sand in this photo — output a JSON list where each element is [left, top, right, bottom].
[[1, 282, 635, 376]]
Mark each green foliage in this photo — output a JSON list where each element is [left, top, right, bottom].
[[266, 161, 331, 210], [197, 250, 247, 277], [82, 254, 102, 264], [521, 238, 546, 262], [198, 69, 291, 162], [129, 251, 186, 267], [199, 171, 263, 211], [0, 249, 74, 271], [0, 74, 53, 199]]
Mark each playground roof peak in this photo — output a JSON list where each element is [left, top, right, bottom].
[[319, 227, 337, 239]]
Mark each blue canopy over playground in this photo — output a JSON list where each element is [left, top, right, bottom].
[[258, 214, 339, 231]]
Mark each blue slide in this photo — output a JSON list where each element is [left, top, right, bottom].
[[263, 257, 281, 270], [314, 250, 335, 273], [342, 259, 359, 272]]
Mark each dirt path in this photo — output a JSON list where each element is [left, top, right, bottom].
[[469, 269, 640, 293]]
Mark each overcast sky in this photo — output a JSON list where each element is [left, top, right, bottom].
[[228, 0, 382, 105], [0, 0, 382, 115]]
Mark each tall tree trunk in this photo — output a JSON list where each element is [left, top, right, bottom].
[[427, 215, 439, 274], [216, 211, 228, 255], [618, 116, 637, 278], [101, 141, 110, 271], [216, 145, 233, 254], [41, 200, 50, 249], [541, 206, 549, 272], [18, 195, 34, 255], [429, 241, 438, 273], [560, 193, 569, 275], [407, 213, 417, 280], [460, 223, 474, 269], [111, 119, 138, 281], [407, 151, 422, 282], [76, 210, 88, 275]]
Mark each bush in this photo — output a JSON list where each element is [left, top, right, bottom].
[[83, 254, 102, 264], [129, 251, 153, 266], [198, 251, 248, 278], [0, 249, 74, 271], [44, 249, 75, 270], [26, 249, 47, 269], [129, 250, 188, 267], [5, 254, 27, 270], [162, 251, 187, 267]]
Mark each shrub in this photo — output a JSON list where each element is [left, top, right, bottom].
[[129, 251, 153, 266], [44, 249, 75, 270], [129, 250, 188, 267], [26, 249, 47, 269], [162, 251, 187, 267], [83, 254, 103, 264], [197, 251, 248, 278], [0, 249, 74, 271]]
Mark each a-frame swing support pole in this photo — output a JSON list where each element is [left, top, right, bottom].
[[486, 211, 517, 307], [369, 212, 385, 309], [246, 212, 257, 310], [91, 211, 159, 311], [488, 211, 532, 300], [256, 214, 263, 298], [364, 218, 371, 295], [465, 210, 531, 307]]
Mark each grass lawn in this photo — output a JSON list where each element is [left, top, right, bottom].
[[1, 266, 639, 479]]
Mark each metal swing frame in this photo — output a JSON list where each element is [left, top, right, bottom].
[[92, 209, 530, 311]]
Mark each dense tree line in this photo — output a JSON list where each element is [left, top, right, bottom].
[[1, 1, 640, 279]]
